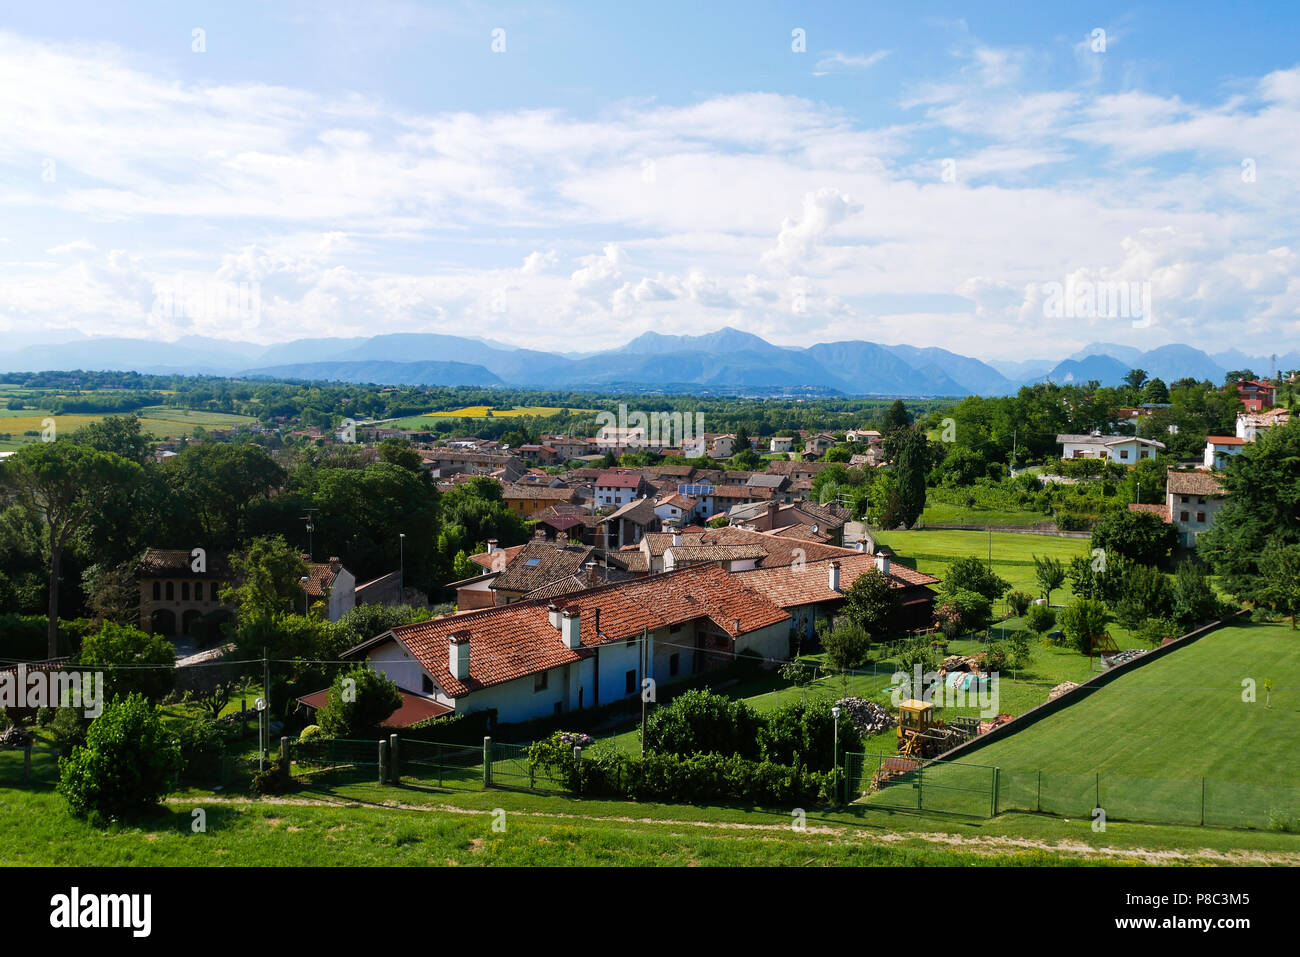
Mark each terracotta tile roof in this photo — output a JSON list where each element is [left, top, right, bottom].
[[765, 523, 832, 543], [736, 553, 939, 609], [301, 559, 346, 598], [502, 484, 576, 501], [297, 688, 451, 728], [1128, 503, 1172, 523], [602, 496, 658, 525], [469, 543, 526, 572], [595, 472, 644, 488], [376, 564, 789, 697], [640, 526, 858, 567], [1167, 470, 1227, 496], [1205, 436, 1246, 445], [138, 548, 232, 579], [491, 542, 609, 593], [665, 543, 769, 565]]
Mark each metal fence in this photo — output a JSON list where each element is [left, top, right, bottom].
[[398, 739, 484, 790], [289, 737, 384, 788], [845, 752, 1300, 830], [0, 743, 60, 787]]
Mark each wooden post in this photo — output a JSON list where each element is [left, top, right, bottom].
[[482, 736, 492, 788], [389, 734, 400, 785], [1036, 770, 1041, 813], [23, 743, 32, 784], [1200, 777, 1206, 826], [279, 737, 290, 784], [378, 740, 389, 786], [991, 766, 999, 817]]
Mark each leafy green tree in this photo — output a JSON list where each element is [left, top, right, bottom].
[[1113, 564, 1173, 630], [377, 438, 423, 472], [1199, 421, 1300, 603], [1123, 369, 1148, 390], [819, 619, 871, 680], [78, 622, 176, 703], [57, 693, 182, 822], [1, 442, 143, 657], [1091, 509, 1177, 567], [1033, 555, 1066, 604], [937, 586, 994, 636], [943, 556, 1010, 604], [1171, 561, 1222, 629], [317, 665, 403, 737], [841, 567, 901, 641], [882, 400, 912, 437], [163, 443, 285, 548], [1259, 540, 1300, 629], [1024, 603, 1057, 637], [1141, 378, 1169, 404], [1060, 598, 1110, 656], [884, 427, 930, 528], [222, 535, 309, 622]]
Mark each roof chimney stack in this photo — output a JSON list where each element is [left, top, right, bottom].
[[672, 529, 682, 547], [486, 539, 498, 555], [449, 632, 470, 681], [548, 602, 562, 630], [561, 606, 582, 649], [875, 552, 890, 577], [829, 560, 841, 593]]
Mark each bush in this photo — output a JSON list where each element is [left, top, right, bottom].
[[1006, 591, 1033, 617], [1005, 630, 1033, 668], [176, 715, 227, 782], [316, 665, 402, 738], [979, 643, 1010, 673], [1024, 604, 1057, 636], [78, 621, 176, 703], [298, 724, 324, 741], [47, 707, 88, 754], [249, 755, 291, 795], [1060, 599, 1110, 656], [755, 699, 858, 772], [57, 694, 183, 821], [1135, 617, 1181, 647], [642, 690, 762, 760]]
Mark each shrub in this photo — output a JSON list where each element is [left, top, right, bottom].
[[78, 621, 176, 703], [298, 724, 324, 741], [1006, 591, 1033, 618], [47, 707, 88, 754], [1005, 630, 1033, 668], [1135, 617, 1181, 647], [756, 700, 858, 772], [176, 715, 227, 783], [57, 694, 183, 821], [316, 665, 402, 738], [979, 643, 1010, 674], [1060, 598, 1110, 656], [1024, 604, 1057, 636], [642, 689, 761, 760]]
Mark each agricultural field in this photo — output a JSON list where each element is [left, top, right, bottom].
[[419, 405, 597, 419], [0, 404, 256, 450]]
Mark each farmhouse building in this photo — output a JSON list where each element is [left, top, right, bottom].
[[137, 549, 235, 638]]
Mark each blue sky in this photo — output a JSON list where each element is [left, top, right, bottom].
[[1, 1, 1297, 358]]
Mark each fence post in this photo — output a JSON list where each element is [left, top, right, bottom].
[[991, 766, 999, 817], [437, 742, 442, 788], [279, 737, 290, 784], [483, 736, 492, 788], [389, 734, 400, 785], [1200, 777, 1205, 827], [23, 743, 32, 784], [1036, 770, 1041, 813], [378, 740, 389, 786]]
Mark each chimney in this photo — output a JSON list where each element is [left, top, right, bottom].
[[328, 556, 340, 569], [829, 560, 841, 593], [449, 632, 470, 681], [561, 606, 582, 649], [557, 531, 568, 545], [585, 560, 599, 586], [672, 529, 682, 547], [548, 602, 562, 630], [486, 539, 498, 555], [875, 552, 891, 576]]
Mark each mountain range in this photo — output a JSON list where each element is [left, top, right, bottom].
[[3, 329, 1296, 398]]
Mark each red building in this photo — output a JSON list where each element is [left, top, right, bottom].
[[1237, 379, 1275, 412]]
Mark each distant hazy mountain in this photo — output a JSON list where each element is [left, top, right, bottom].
[[2, 327, 1289, 397], [245, 360, 506, 387]]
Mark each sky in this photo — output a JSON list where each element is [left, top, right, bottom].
[[1, 0, 1297, 360]]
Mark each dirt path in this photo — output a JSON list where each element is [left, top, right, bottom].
[[165, 795, 1300, 866]]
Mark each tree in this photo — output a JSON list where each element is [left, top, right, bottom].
[[882, 400, 912, 437], [163, 443, 285, 549], [841, 567, 901, 641], [81, 557, 144, 626], [1259, 540, 1300, 629], [222, 536, 309, 623], [1199, 420, 1300, 604], [1141, 377, 1169, 405], [1059, 598, 1109, 656], [1033, 555, 1066, 605], [1, 442, 143, 657], [78, 622, 176, 703], [1171, 561, 1221, 629], [57, 693, 182, 821], [1123, 369, 1149, 391], [1024, 603, 1057, 637], [377, 438, 423, 472], [317, 665, 403, 737], [884, 427, 930, 528], [936, 586, 994, 637], [1091, 509, 1177, 567], [819, 620, 871, 695], [943, 556, 1010, 604], [1113, 564, 1173, 630]]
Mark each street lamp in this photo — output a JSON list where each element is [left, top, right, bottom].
[[831, 704, 843, 805], [399, 533, 406, 600]]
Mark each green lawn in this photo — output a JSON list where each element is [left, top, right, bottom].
[[904, 620, 1300, 828], [873, 528, 1091, 599], [918, 502, 1053, 526]]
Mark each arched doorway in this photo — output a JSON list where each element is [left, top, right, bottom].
[[151, 608, 177, 637], [182, 609, 202, 636]]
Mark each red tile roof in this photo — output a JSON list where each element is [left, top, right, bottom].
[[1128, 503, 1172, 523], [370, 564, 789, 698], [1167, 470, 1227, 496], [736, 553, 939, 609], [297, 688, 452, 727], [595, 472, 644, 489]]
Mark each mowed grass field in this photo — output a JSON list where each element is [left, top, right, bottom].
[[0, 405, 256, 450], [873, 527, 1091, 599], [418, 405, 597, 420], [966, 620, 1298, 785]]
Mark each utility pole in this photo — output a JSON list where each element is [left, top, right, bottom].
[[262, 646, 271, 766], [399, 532, 406, 599], [640, 627, 649, 757]]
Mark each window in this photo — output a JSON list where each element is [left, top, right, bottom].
[[1197, 512, 1206, 523], [625, 670, 636, 694], [626, 632, 636, 647], [194, 581, 203, 601], [534, 671, 549, 692], [165, 582, 174, 601], [1119, 449, 1130, 460], [181, 582, 190, 601], [669, 623, 681, 634], [669, 653, 680, 677], [554, 701, 563, 716], [1180, 511, 1190, 522], [152, 582, 161, 600], [422, 674, 434, 694]]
